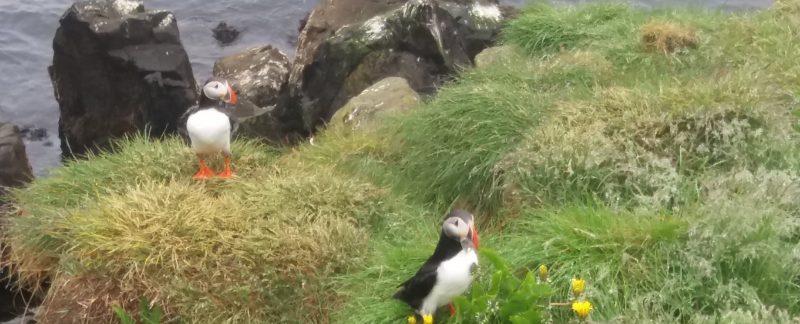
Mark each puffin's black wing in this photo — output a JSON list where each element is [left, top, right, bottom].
[[227, 98, 275, 120], [221, 98, 276, 138], [176, 104, 200, 145], [393, 262, 438, 311]]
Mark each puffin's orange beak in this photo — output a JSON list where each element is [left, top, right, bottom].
[[226, 83, 238, 105], [471, 222, 480, 249]]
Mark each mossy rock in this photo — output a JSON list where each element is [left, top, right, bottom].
[[331, 77, 421, 129], [289, 0, 508, 130], [474, 45, 521, 68]]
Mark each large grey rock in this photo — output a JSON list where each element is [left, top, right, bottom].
[[49, 0, 197, 159], [331, 77, 421, 129], [213, 46, 292, 142], [474, 45, 518, 68], [288, 0, 509, 133], [0, 122, 36, 322]]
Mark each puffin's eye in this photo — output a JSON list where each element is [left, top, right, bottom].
[[455, 219, 460, 226], [214, 84, 219, 89]]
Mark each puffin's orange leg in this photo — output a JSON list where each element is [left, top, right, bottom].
[[449, 303, 456, 316], [193, 157, 214, 180], [218, 154, 234, 178]]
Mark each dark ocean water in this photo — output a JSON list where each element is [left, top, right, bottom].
[[0, 0, 773, 177]]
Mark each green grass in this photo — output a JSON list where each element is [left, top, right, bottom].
[[4, 0, 800, 323]]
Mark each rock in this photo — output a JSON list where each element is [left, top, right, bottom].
[[0, 122, 36, 322], [288, 0, 509, 132], [212, 46, 293, 142], [0, 123, 32, 196], [18, 126, 48, 142], [474, 45, 517, 68], [212, 21, 240, 46], [298, 12, 310, 33], [331, 77, 421, 129], [49, 0, 197, 159]]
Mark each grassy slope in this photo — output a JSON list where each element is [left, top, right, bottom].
[[331, 1, 800, 322], [4, 0, 800, 323]]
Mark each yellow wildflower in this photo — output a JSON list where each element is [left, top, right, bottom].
[[538, 264, 549, 282], [571, 300, 593, 319], [407, 315, 417, 324], [571, 278, 586, 297], [422, 314, 434, 324]]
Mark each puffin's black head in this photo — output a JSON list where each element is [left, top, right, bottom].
[[201, 77, 238, 106], [441, 209, 480, 249]]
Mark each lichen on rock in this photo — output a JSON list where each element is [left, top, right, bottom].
[[331, 77, 422, 129], [213, 46, 293, 142], [287, 0, 511, 134]]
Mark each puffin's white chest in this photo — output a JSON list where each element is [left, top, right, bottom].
[[185, 108, 231, 154], [420, 249, 479, 315]]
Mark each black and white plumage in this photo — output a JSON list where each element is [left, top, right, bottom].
[[176, 77, 274, 179], [394, 210, 481, 320], [177, 77, 274, 144]]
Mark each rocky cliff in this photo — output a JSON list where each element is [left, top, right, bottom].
[[50, 0, 196, 158]]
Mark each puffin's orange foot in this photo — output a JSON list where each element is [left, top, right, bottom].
[[218, 156, 234, 179], [193, 166, 215, 180], [193, 170, 215, 180], [448, 303, 456, 316], [217, 168, 234, 179]]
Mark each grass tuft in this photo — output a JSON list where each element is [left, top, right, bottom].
[[3, 135, 385, 323], [640, 20, 699, 54]]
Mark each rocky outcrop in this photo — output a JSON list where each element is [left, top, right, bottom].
[[331, 77, 421, 129], [0, 122, 36, 322], [474, 45, 517, 68], [213, 46, 292, 142], [212, 22, 240, 46], [50, 0, 197, 159], [0, 123, 32, 197], [288, 0, 509, 132]]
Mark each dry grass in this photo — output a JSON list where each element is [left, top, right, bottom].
[[640, 20, 699, 54], [2, 137, 386, 323], [36, 274, 146, 324]]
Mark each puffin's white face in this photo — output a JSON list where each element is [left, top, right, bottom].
[[442, 212, 480, 249], [443, 217, 469, 240], [202, 81, 229, 101]]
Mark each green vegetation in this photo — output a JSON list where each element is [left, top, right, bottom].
[[3, 138, 386, 322], [4, 0, 800, 323], [114, 297, 163, 324], [450, 249, 553, 324]]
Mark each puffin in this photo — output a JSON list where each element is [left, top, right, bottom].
[[178, 77, 275, 180], [394, 210, 481, 324], [178, 77, 237, 180]]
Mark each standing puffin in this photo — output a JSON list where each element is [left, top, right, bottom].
[[394, 210, 481, 324], [181, 77, 238, 180], [178, 77, 275, 180]]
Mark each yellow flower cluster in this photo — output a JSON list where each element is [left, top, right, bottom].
[[569, 277, 592, 321], [571, 300, 593, 319], [541, 264, 594, 322], [571, 278, 586, 297], [537, 264, 549, 282]]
